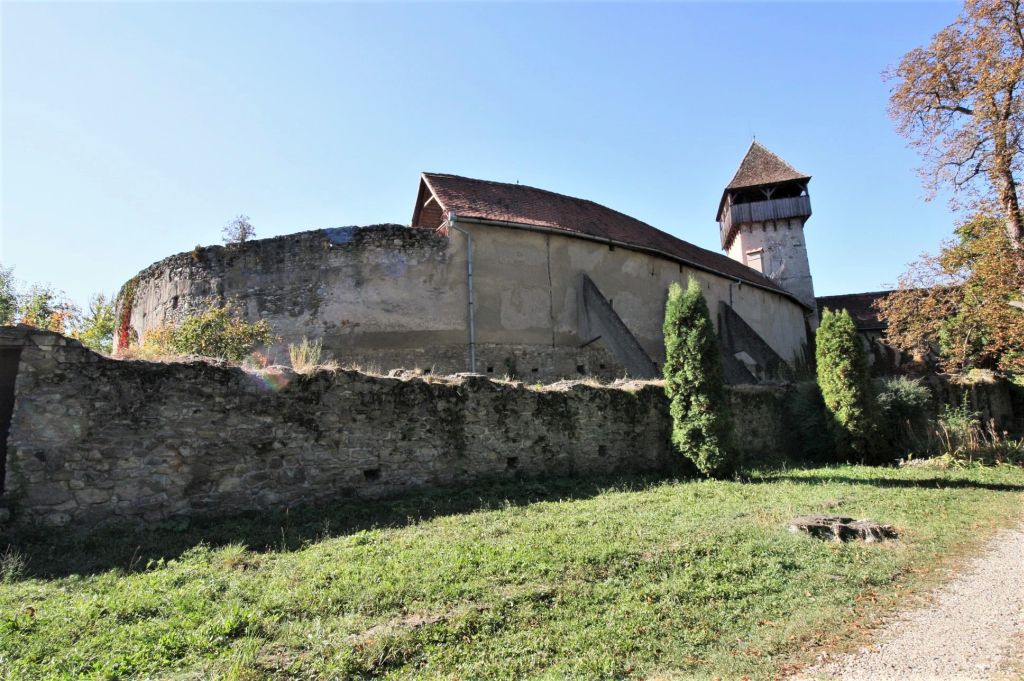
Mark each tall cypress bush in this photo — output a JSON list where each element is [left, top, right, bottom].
[[815, 308, 878, 460], [663, 279, 733, 476]]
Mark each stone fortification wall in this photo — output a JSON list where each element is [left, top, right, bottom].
[[0, 329, 804, 531], [119, 222, 811, 385], [120, 224, 627, 382], [8, 329, 1020, 532], [119, 225, 469, 368], [1, 328, 668, 529]]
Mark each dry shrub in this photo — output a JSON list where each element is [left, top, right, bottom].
[[288, 337, 338, 374]]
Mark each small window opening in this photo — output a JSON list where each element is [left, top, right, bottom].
[[171, 295, 179, 310], [506, 457, 519, 469], [486, 366, 494, 373], [363, 468, 381, 481], [531, 367, 539, 373], [576, 364, 585, 374]]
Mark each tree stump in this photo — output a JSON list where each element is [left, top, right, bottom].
[[787, 515, 897, 542]]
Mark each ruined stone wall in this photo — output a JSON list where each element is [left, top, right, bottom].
[[921, 374, 1024, 436], [120, 225, 475, 369], [1, 329, 669, 529], [726, 385, 794, 462], [0, 329, 807, 531]]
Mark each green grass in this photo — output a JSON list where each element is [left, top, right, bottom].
[[2, 464, 1023, 680]]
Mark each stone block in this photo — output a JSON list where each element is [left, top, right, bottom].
[[26, 485, 73, 507], [75, 488, 112, 505]]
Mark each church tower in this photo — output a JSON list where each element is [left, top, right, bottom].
[[717, 142, 816, 312]]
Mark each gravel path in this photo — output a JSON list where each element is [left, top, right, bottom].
[[804, 522, 1024, 681]]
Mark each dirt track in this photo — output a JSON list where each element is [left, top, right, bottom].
[[803, 522, 1024, 680]]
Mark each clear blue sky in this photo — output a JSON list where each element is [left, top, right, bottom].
[[2, 1, 963, 309]]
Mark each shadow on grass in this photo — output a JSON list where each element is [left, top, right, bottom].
[[8, 465, 1021, 581], [4, 472, 682, 580], [752, 473, 1024, 493]]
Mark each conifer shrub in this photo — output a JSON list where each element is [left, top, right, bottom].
[[662, 279, 734, 476], [815, 308, 880, 461]]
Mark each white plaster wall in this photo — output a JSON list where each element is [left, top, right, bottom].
[[125, 223, 810, 375], [463, 222, 810, 366], [727, 218, 816, 310]]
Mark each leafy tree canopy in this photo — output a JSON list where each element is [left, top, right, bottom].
[[886, 0, 1024, 243], [878, 213, 1024, 377]]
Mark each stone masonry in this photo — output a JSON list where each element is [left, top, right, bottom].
[[4, 327, 1020, 532], [1, 328, 671, 529]]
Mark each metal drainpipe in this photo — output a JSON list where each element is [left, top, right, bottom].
[[446, 210, 477, 373]]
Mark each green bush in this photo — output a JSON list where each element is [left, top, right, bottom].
[[164, 305, 273, 362], [815, 309, 880, 462], [76, 293, 116, 354], [937, 397, 983, 455], [877, 377, 932, 457], [0, 264, 16, 325], [662, 279, 733, 476]]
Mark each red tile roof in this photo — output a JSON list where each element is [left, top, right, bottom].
[[414, 172, 804, 304], [726, 141, 810, 191], [816, 291, 893, 331], [716, 142, 811, 222]]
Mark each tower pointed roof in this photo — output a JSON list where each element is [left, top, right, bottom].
[[725, 141, 810, 191], [717, 142, 811, 222]]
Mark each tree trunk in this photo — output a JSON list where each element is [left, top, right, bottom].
[[1001, 178, 1023, 246], [993, 131, 1023, 247]]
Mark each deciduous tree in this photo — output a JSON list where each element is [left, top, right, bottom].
[[886, 0, 1024, 244], [145, 304, 274, 362], [877, 213, 1024, 376], [0, 265, 17, 325], [222, 214, 256, 245], [75, 293, 116, 354], [18, 284, 78, 334]]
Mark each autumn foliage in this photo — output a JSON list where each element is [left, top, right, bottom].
[[886, 0, 1024, 242], [877, 214, 1024, 377]]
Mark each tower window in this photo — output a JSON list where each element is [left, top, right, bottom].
[[746, 248, 765, 274]]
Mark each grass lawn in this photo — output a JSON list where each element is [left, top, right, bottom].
[[2, 464, 1023, 680]]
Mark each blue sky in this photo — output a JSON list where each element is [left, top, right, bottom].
[[2, 1, 963, 309]]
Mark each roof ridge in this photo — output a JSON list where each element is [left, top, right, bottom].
[[421, 172, 651, 227], [817, 290, 896, 299]]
